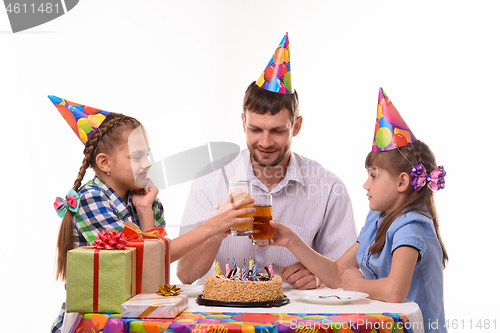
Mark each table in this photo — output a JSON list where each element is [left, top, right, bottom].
[[66, 285, 424, 333]]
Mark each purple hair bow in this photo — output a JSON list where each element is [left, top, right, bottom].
[[410, 163, 446, 191]]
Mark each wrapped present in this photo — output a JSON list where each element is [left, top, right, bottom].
[[66, 231, 136, 313], [122, 222, 171, 293], [121, 293, 188, 319]]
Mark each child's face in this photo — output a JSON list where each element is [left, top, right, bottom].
[[363, 166, 401, 213], [110, 126, 152, 191]]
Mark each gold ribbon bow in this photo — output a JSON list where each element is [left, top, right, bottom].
[[123, 221, 164, 239], [157, 284, 181, 296]]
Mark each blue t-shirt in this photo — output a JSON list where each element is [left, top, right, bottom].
[[357, 210, 447, 333]]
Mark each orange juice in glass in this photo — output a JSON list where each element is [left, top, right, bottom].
[[229, 180, 253, 236]]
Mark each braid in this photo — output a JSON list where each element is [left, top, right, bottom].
[[55, 112, 142, 281]]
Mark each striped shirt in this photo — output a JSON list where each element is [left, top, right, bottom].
[[180, 149, 357, 282], [73, 176, 165, 247]]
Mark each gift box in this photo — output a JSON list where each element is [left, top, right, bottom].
[[121, 293, 188, 319], [66, 246, 136, 313], [122, 222, 171, 293]]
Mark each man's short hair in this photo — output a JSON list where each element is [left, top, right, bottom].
[[242, 81, 299, 123]]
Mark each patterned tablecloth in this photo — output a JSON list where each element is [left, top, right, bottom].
[[68, 285, 424, 333], [71, 311, 417, 333]]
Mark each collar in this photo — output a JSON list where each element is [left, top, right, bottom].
[[240, 149, 305, 193], [88, 175, 132, 220]]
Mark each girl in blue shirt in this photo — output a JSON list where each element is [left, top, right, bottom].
[[269, 90, 448, 333]]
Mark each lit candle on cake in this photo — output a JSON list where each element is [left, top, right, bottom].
[[226, 259, 230, 277], [269, 264, 273, 277]]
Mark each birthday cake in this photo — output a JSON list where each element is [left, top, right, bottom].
[[202, 274, 284, 303]]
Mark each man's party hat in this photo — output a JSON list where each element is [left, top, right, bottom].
[[256, 33, 293, 94], [372, 88, 416, 152], [49, 95, 110, 144]]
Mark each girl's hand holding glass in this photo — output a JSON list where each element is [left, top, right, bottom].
[[208, 190, 255, 239]]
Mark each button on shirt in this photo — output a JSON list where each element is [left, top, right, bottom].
[[357, 210, 447, 333], [180, 149, 357, 282], [73, 176, 165, 248]]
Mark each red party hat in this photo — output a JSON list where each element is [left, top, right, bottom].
[[372, 88, 416, 152], [255, 33, 293, 94], [49, 95, 110, 144]]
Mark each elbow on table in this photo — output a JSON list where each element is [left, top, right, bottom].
[[383, 286, 408, 303], [176, 259, 200, 284]]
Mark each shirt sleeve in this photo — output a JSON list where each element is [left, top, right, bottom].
[[74, 188, 126, 245], [312, 180, 358, 260], [391, 221, 428, 261], [179, 171, 216, 236], [153, 197, 166, 228]]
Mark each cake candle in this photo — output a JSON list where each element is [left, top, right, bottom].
[[226, 259, 230, 277], [251, 261, 257, 281], [215, 261, 222, 276], [269, 264, 273, 277], [242, 259, 247, 281]]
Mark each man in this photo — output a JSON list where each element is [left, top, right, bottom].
[[177, 33, 356, 289]]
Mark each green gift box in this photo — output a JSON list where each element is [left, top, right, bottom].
[[66, 247, 137, 313]]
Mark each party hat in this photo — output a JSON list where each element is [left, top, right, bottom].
[[48, 95, 110, 144], [372, 88, 416, 152], [256, 32, 293, 94]]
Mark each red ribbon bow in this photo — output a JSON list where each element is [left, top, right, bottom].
[[91, 230, 128, 250]]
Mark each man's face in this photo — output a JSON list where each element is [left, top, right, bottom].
[[242, 109, 302, 168]]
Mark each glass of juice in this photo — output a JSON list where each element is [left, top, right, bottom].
[[229, 180, 253, 236], [252, 194, 273, 245]]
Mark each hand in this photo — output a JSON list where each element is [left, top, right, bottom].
[[341, 267, 364, 291], [131, 179, 159, 209], [279, 262, 318, 290], [211, 189, 248, 217], [205, 195, 255, 238], [258, 220, 297, 248]]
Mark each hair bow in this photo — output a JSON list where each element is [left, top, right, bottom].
[[410, 163, 446, 191], [54, 189, 80, 217]]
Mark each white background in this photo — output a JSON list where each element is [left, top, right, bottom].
[[1, 1, 499, 331]]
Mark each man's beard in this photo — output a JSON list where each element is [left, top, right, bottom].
[[249, 144, 290, 168]]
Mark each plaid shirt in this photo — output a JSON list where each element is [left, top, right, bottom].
[[51, 176, 165, 333], [73, 176, 165, 248]]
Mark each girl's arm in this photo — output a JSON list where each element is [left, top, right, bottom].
[[342, 246, 418, 303], [269, 220, 359, 288], [170, 198, 255, 263]]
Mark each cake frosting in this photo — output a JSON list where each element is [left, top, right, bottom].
[[202, 275, 284, 303]]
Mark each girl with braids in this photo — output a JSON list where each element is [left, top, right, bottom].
[[266, 89, 448, 333], [50, 97, 254, 333]]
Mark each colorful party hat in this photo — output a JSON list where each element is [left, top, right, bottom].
[[372, 88, 417, 152], [255, 32, 293, 94], [48, 95, 110, 144]]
